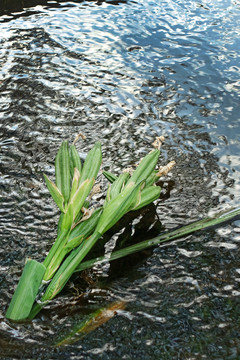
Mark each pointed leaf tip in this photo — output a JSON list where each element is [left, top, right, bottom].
[[43, 174, 65, 212]]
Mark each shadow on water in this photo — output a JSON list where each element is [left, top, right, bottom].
[[0, 0, 66, 18], [1, 0, 240, 358], [0, 0, 127, 19]]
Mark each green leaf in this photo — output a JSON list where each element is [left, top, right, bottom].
[[67, 208, 103, 250], [69, 168, 81, 202], [43, 229, 69, 270], [75, 207, 240, 272], [133, 185, 161, 210], [6, 259, 46, 321], [70, 179, 95, 223], [61, 202, 74, 231], [102, 171, 117, 183], [145, 170, 159, 187], [43, 208, 103, 281], [79, 142, 102, 185], [43, 174, 64, 212], [40, 232, 101, 303], [96, 181, 143, 235], [55, 141, 71, 206], [126, 149, 160, 186], [70, 144, 82, 178], [109, 173, 130, 200]]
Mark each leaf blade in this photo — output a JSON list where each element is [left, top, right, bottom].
[[43, 174, 65, 212], [55, 141, 71, 206], [6, 259, 46, 321]]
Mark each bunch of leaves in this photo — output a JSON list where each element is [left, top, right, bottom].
[[6, 139, 240, 322], [6, 139, 172, 321]]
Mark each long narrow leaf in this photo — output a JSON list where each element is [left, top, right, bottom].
[[55, 301, 126, 346], [29, 207, 240, 319], [70, 144, 82, 178], [79, 142, 102, 185], [67, 208, 103, 250], [96, 181, 143, 235], [55, 141, 71, 205], [126, 149, 160, 186], [43, 208, 103, 281], [28, 231, 102, 319], [133, 185, 161, 211], [75, 207, 240, 272], [43, 174, 64, 212], [109, 173, 130, 200], [40, 232, 101, 304], [69, 168, 81, 202], [102, 170, 117, 183], [70, 179, 94, 222], [43, 229, 69, 269], [6, 259, 46, 321]]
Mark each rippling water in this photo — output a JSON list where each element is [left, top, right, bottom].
[[1, 0, 240, 358]]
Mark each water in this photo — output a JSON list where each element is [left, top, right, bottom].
[[0, 0, 240, 358]]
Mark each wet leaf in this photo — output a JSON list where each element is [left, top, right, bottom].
[[55, 301, 126, 346], [6, 259, 46, 321]]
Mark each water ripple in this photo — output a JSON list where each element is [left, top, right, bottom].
[[0, 0, 240, 358]]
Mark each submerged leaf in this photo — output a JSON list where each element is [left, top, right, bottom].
[[55, 301, 126, 346]]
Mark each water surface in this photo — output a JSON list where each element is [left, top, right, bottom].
[[0, 0, 240, 358]]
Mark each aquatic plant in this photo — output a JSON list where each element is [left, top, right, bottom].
[[6, 136, 240, 321], [6, 136, 173, 321], [55, 300, 126, 346]]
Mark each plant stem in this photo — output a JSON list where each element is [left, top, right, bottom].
[[75, 207, 240, 272], [43, 230, 68, 269], [29, 207, 240, 320], [43, 242, 69, 281], [28, 231, 102, 319]]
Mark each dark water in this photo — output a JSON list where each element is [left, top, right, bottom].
[[1, 0, 240, 358]]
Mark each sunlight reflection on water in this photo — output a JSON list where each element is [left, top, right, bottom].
[[0, 0, 240, 358]]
